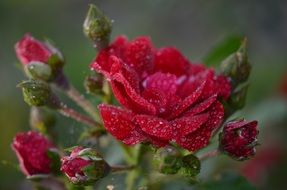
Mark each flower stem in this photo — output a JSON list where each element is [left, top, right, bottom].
[[58, 104, 100, 128], [111, 165, 135, 172], [198, 149, 220, 161], [54, 71, 101, 123], [66, 85, 101, 122]]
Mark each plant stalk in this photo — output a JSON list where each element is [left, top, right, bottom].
[[59, 104, 100, 128]]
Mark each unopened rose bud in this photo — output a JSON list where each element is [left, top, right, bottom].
[[15, 34, 64, 81], [153, 146, 182, 174], [219, 119, 259, 161], [11, 131, 58, 177], [178, 154, 200, 178], [61, 147, 110, 185], [83, 4, 112, 50], [220, 39, 251, 88], [18, 80, 60, 108], [84, 75, 104, 95]]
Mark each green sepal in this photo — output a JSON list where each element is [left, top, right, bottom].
[[220, 39, 251, 88], [47, 148, 61, 175], [47, 54, 64, 72], [26, 174, 50, 181], [78, 148, 104, 161], [81, 162, 110, 185], [25, 61, 52, 81], [223, 83, 249, 117], [63, 146, 80, 153]]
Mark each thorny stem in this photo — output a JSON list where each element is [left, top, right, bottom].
[[59, 104, 100, 128], [199, 149, 220, 161], [66, 85, 101, 122], [111, 165, 135, 172]]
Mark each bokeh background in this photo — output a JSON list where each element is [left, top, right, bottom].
[[1, 0, 287, 189]]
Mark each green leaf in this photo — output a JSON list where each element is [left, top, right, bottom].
[[203, 35, 242, 67], [194, 172, 256, 190]]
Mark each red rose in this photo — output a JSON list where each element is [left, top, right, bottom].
[[11, 131, 55, 176], [220, 120, 259, 160], [91, 36, 231, 151], [15, 34, 53, 65]]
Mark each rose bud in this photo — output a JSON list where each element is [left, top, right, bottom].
[[83, 4, 112, 50], [220, 39, 251, 88], [178, 154, 200, 178], [153, 146, 182, 174], [61, 147, 110, 185], [15, 34, 64, 81], [219, 119, 259, 161], [84, 74, 104, 95], [11, 131, 57, 177], [18, 80, 60, 108]]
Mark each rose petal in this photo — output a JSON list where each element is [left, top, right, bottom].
[[167, 81, 206, 120], [122, 129, 147, 145], [171, 113, 209, 136], [99, 104, 138, 140], [183, 94, 217, 117], [124, 36, 154, 77], [143, 72, 178, 95], [107, 56, 156, 115], [90, 36, 128, 77], [15, 34, 52, 65], [134, 115, 174, 140], [176, 101, 224, 151], [142, 88, 167, 113], [154, 47, 189, 76]]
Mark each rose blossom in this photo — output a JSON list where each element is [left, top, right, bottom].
[[11, 131, 55, 176], [220, 120, 259, 160], [91, 36, 231, 151]]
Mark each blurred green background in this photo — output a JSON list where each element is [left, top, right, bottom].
[[1, 0, 287, 189]]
